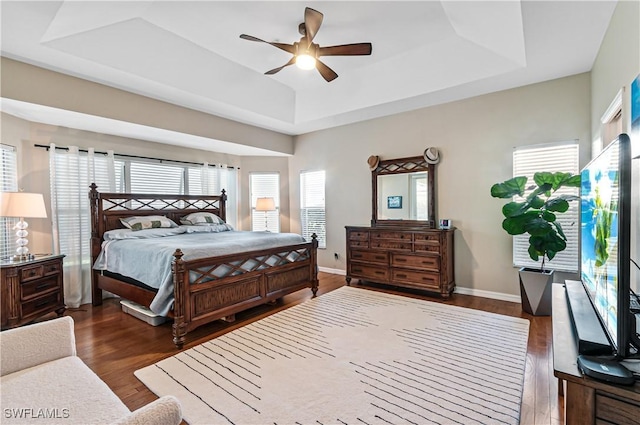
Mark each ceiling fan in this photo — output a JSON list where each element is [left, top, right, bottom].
[[239, 7, 372, 82]]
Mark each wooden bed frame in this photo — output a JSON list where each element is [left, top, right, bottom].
[[89, 184, 318, 348]]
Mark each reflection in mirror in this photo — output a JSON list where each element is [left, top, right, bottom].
[[377, 172, 429, 220]]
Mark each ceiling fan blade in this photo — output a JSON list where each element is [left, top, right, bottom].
[[264, 57, 296, 75], [304, 7, 323, 45], [318, 43, 372, 57], [316, 59, 338, 82], [239, 34, 296, 54]]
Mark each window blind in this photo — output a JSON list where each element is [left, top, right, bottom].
[[300, 170, 326, 248], [512, 142, 579, 272], [1, 144, 18, 259], [250, 172, 280, 232], [52, 151, 117, 265]]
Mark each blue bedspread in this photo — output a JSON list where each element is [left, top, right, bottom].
[[94, 228, 307, 315]]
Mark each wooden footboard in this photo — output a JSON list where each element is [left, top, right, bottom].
[[171, 237, 318, 348]]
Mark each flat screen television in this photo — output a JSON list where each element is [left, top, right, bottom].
[[580, 133, 639, 359]]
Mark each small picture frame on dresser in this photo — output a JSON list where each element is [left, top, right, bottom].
[[439, 219, 452, 230]]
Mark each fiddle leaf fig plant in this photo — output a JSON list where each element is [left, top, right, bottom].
[[490, 171, 581, 271]]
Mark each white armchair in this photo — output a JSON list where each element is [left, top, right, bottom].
[[0, 316, 181, 425]]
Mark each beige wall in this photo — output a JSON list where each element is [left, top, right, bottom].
[[590, 0, 640, 146], [289, 73, 592, 297]]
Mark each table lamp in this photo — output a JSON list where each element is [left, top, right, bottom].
[[255, 197, 276, 230], [0, 192, 47, 260]]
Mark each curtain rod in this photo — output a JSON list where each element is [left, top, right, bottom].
[[34, 144, 238, 169]]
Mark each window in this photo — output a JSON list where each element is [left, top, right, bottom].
[[1, 144, 18, 259], [512, 142, 580, 272], [250, 173, 280, 232], [300, 170, 326, 248]]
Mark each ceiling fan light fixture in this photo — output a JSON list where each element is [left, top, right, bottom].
[[295, 54, 316, 70]]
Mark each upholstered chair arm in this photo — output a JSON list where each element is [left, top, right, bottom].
[[0, 316, 76, 376], [109, 396, 182, 425]]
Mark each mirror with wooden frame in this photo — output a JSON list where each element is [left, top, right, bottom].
[[371, 155, 435, 228]]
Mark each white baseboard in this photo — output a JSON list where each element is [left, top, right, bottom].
[[454, 286, 521, 304], [318, 266, 346, 275], [317, 268, 520, 304]]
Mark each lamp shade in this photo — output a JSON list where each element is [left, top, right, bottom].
[[0, 192, 47, 218], [255, 197, 276, 212]]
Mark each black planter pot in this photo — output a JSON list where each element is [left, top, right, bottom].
[[519, 267, 554, 316]]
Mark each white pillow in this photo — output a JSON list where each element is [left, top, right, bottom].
[[180, 212, 225, 226], [181, 223, 234, 233], [120, 215, 178, 231], [104, 227, 185, 240]]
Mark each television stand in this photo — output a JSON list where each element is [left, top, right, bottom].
[[552, 283, 640, 424]]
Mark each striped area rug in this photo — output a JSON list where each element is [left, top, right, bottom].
[[135, 286, 530, 425]]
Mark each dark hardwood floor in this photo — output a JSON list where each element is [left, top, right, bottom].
[[64, 272, 564, 425]]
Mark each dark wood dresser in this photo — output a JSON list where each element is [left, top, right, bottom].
[[345, 226, 455, 298], [1, 254, 66, 330]]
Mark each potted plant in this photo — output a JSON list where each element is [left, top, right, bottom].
[[490, 171, 581, 315]]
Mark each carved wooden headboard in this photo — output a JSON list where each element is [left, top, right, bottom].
[[89, 183, 227, 260]]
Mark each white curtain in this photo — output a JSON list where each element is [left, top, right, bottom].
[[49, 145, 115, 308], [201, 163, 238, 228]]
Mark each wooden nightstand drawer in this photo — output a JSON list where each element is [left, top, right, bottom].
[[20, 265, 44, 282], [21, 276, 60, 300], [21, 292, 61, 318], [2, 254, 66, 330], [42, 261, 62, 276]]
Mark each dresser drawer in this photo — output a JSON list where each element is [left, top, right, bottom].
[[351, 250, 389, 264], [414, 233, 441, 242], [21, 276, 60, 300], [415, 243, 441, 253], [392, 254, 439, 270], [21, 292, 61, 318], [392, 269, 440, 289], [20, 265, 44, 282], [349, 240, 369, 248], [348, 231, 370, 241], [370, 241, 412, 251], [349, 263, 389, 281], [371, 231, 412, 241]]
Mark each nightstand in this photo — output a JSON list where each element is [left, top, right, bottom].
[[1, 254, 66, 330]]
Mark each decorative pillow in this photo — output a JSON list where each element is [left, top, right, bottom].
[[180, 212, 225, 226], [181, 223, 234, 233], [104, 227, 185, 240], [120, 215, 178, 231]]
